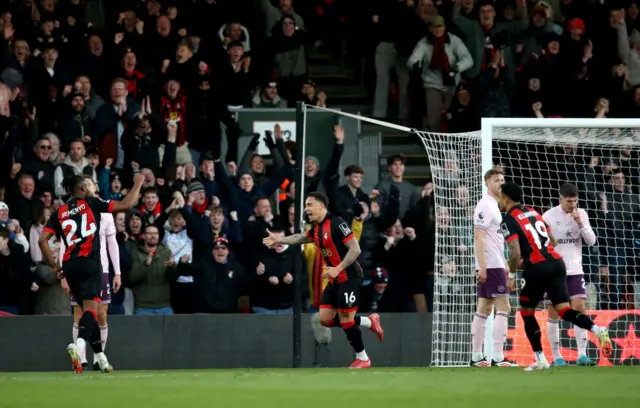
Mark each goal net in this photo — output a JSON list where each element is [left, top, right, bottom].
[[418, 118, 640, 367]]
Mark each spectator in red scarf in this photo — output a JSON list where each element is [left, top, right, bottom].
[[139, 186, 162, 225], [407, 15, 473, 131], [116, 47, 147, 102]]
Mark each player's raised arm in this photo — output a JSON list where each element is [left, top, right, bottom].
[[576, 209, 596, 245], [263, 229, 312, 247], [109, 173, 145, 212]]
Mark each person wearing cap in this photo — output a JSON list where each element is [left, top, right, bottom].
[[252, 78, 287, 108], [177, 236, 250, 313], [518, 3, 556, 68], [0, 201, 29, 253], [374, 154, 420, 220], [446, 82, 480, 133], [116, 47, 147, 101], [407, 14, 473, 132], [271, 14, 308, 104], [59, 91, 94, 150]]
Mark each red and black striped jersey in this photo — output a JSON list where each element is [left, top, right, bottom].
[[44, 196, 114, 263], [305, 213, 362, 281], [501, 204, 562, 266]]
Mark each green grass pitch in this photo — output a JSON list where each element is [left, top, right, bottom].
[[1, 367, 639, 408]]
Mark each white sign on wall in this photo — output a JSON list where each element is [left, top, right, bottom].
[[252, 121, 296, 156]]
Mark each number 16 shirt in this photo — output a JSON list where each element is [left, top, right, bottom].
[[500, 204, 562, 267], [44, 196, 114, 263]]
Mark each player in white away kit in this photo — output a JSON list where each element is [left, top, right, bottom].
[[542, 183, 597, 366], [61, 181, 121, 371], [471, 168, 517, 367]]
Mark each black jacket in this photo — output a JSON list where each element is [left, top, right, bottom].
[[177, 253, 249, 313], [250, 246, 302, 310]]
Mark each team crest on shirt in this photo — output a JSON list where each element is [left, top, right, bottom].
[[324, 232, 328, 240], [478, 212, 484, 220], [228, 270, 234, 279]]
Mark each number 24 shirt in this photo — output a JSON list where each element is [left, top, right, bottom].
[[44, 196, 114, 263]]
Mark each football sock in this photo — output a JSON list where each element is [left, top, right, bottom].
[[341, 320, 366, 358], [546, 319, 561, 361], [78, 310, 97, 343], [358, 316, 372, 328], [521, 312, 543, 353], [323, 315, 371, 328], [89, 323, 103, 354], [492, 311, 508, 361], [99, 324, 108, 352], [557, 308, 594, 331], [471, 312, 488, 361], [73, 323, 86, 363], [575, 326, 588, 356]]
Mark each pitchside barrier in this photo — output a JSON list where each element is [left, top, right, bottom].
[[0, 311, 637, 371]]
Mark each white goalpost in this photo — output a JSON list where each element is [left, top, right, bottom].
[[418, 118, 640, 367]]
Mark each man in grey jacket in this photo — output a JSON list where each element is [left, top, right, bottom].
[[374, 154, 421, 220], [260, 0, 305, 37]]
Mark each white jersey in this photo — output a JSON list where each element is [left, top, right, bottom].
[[473, 194, 506, 269], [99, 213, 117, 274], [542, 206, 596, 276]]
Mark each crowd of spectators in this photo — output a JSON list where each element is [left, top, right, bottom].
[[0, 0, 639, 317]]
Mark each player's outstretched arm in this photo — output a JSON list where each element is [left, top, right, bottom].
[[110, 173, 145, 212], [263, 229, 312, 247], [506, 239, 521, 275], [334, 237, 362, 271], [38, 230, 61, 279]]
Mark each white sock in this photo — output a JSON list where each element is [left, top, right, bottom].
[[76, 337, 86, 354], [356, 350, 369, 361], [72, 324, 78, 342], [100, 324, 108, 352], [73, 324, 87, 363], [94, 352, 106, 362], [492, 311, 508, 362], [574, 326, 588, 356], [359, 317, 372, 328], [547, 319, 562, 361], [534, 351, 546, 364]]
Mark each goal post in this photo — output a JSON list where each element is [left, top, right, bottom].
[[420, 118, 640, 367]]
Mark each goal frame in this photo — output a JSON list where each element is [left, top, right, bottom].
[[478, 117, 640, 366]]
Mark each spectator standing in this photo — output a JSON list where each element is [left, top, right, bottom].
[[0, 227, 31, 315], [372, 0, 411, 122], [21, 137, 56, 195], [129, 224, 177, 315], [53, 139, 97, 197], [251, 228, 303, 314], [407, 15, 473, 131], [374, 154, 421, 220], [178, 237, 250, 314]]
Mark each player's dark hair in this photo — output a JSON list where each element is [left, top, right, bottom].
[[484, 167, 504, 182], [308, 191, 329, 207], [559, 183, 578, 198], [344, 165, 364, 177], [62, 174, 86, 196], [501, 182, 523, 203]]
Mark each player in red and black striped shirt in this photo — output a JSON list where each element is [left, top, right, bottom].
[[38, 172, 144, 373], [263, 192, 384, 368], [499, 182, 612, 371]]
